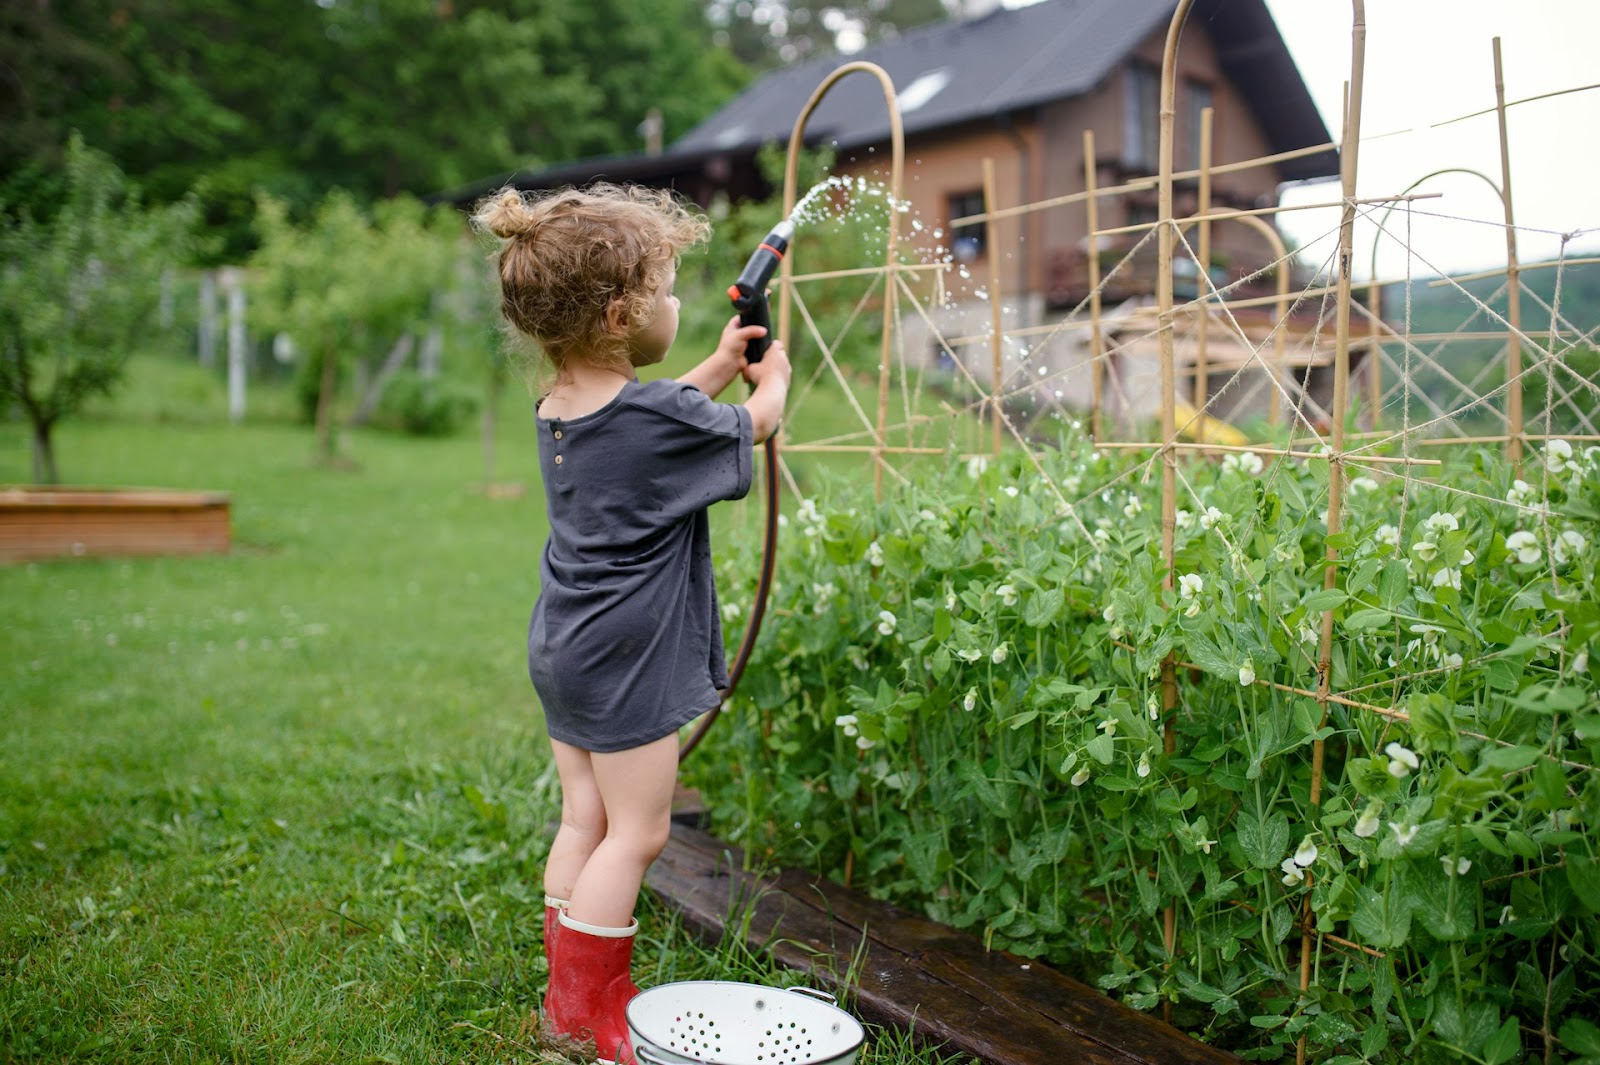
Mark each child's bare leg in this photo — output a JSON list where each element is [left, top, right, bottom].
[[545, 739, 607, 902], [565, 733, 679, 928]]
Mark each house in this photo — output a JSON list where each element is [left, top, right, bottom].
[[451, 0, 1343, 428]]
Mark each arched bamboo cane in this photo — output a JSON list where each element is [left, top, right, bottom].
[[1156, 0, 1196, 1022], [781, 63, 905, 501]]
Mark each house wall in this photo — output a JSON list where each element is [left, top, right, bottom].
[[827, 18, 1305, 417]]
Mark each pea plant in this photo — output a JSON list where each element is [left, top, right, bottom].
[[691, 432, 1600, 1064]]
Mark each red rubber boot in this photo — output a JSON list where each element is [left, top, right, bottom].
[[543, 895, 568, 960], [543, 911, 640, 1064]]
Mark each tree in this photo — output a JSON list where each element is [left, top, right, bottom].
[[0, 137, 198, 484], [249, 191, 462, 463], [2, 1, 748, 259], [706, 0, 953, 69]]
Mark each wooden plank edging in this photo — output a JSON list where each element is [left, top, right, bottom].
[[646, 823, 1239, 1065]]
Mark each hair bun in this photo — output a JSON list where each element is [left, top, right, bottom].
[[474, 188, 538, 240]]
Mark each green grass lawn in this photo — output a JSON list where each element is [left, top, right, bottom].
[[0, 354, 975, 1064]]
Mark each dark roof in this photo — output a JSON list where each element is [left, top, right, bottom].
[[672, 0, 1338, 182]]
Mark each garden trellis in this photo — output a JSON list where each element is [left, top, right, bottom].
[[703, 4, 1600, 1062]]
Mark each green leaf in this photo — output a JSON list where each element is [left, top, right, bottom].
[[1183, 631, 1235, 679], [1483, 1017, 1521, 1065], [1566, 855, 1600, 913], [1303, 588, 1349, 613], [1480, 745, 1542, 772], [1345, 607, 1390, 632], [1237, 810, 1290, 870], [1086, 733, 1115, 765], [1022, 586, 1064, 628], [1378, 560, 1410, 608], [1560, 1017, 1600, 1056]]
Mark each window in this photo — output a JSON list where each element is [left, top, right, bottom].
[[1122, 61, 1161, 171], [947, 190, 987, 262], [1185, 79, 1214, 170]]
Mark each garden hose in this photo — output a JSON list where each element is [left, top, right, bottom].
[[679, 221, 793, 763]]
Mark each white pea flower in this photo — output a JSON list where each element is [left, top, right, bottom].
[[1280, 857, 1305, 887], [1102, 604, 1117, 623], [835, 714, 859, 737], [1097, 718, 1118, 737], [1425, 512, 1459, 534], [1299, 622, 1320, 645], [1184, 600, 1201, 618], [1071, 766, 1092, 786], [1385, 742, 1419, 777], [1411, 539, 1439, 562], [1507, 480, 1534, 506], [1199, 506, 1226, 530], [1003, 485, 1020, 498], [1238, 662, 1257, 686], [963, 688, 978, 712], [1136, 752, 1152, 778], [1353, 802, 1382, 838], [876, 610, 897, 636], [1147, 694, 1161, 720], [957, 648, 983, 663], [1123, 495, 1142, 519], [1350, 476, 1379, 493], [1239, 451, 1264, 475], [1441, 855, 1472, 877], [917, 508, 937, 523], [1506, 530, 1541, 564], [1293, 838, 1319, 867], [856, 736, 877, 751], [1553, 529, 1588, 565], [1461, 549, 1475, 567], [1178, 573, 1203, 600], [1499, 906, 1516, 925], [1197, 836, 1216, 854], [946, 592, 959, 612], [996, 583, 1019, 607], [865, 540, 885, 566], [990, 644, 1008, 664], [722, 602, 742, 622], [1391, 822, 1419, 847], [966, 455, 989, 479], [1175, 508, 1194, 531], [1414, 617, 1452, 642], [1545, 438, 1575, 474], [1432, 567, 1462, 590], [796, 498, 822, 524], [1376, 524, 1400, 548], [1574, 650, 1589, 674]]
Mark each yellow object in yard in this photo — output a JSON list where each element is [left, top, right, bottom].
[[1173, 399, 1250, 447]]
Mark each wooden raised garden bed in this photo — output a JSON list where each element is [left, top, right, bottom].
[[0, 488, 232, 564]]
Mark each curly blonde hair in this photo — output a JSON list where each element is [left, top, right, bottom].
[[472, 183, 710, 380]]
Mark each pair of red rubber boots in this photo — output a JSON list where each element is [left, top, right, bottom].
[[542, 896, 639, 1064]]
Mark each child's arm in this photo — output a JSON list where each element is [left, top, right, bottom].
[[742, 340, 791, 444], [678, 316, 768, 398]]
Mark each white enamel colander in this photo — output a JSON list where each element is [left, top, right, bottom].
[[625, 981, 865, 1065]]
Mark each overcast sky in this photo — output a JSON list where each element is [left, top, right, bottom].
[[1260, 0, 1600, 280]]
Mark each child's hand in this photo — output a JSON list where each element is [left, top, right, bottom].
[[743, 339, 790, 389], [715, 315, 768, 371]]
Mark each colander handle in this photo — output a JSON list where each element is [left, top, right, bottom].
[[631, 1044, 681, 1065], [784, 986, 838, 1006]]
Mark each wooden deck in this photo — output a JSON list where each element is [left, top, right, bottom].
[[646, 822, 1238, 1065]]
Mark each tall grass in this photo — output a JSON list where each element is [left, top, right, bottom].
[[0, 352, 974, 1064]]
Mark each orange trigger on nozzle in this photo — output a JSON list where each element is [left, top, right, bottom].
[[727, 285, 741, 301]]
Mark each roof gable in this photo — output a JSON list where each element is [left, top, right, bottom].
[[673, 0, 1337, 181]]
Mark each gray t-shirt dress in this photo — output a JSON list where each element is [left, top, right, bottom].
[[529, 378, 754, 753]]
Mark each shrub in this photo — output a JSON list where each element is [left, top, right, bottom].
[[692, 433, 1600, 1063], [375, 370, 479, 438]]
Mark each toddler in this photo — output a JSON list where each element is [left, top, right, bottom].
[[472, 183, 790, 1063]]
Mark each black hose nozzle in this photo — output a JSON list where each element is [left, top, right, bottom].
[[727, 219, 793, 363]]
